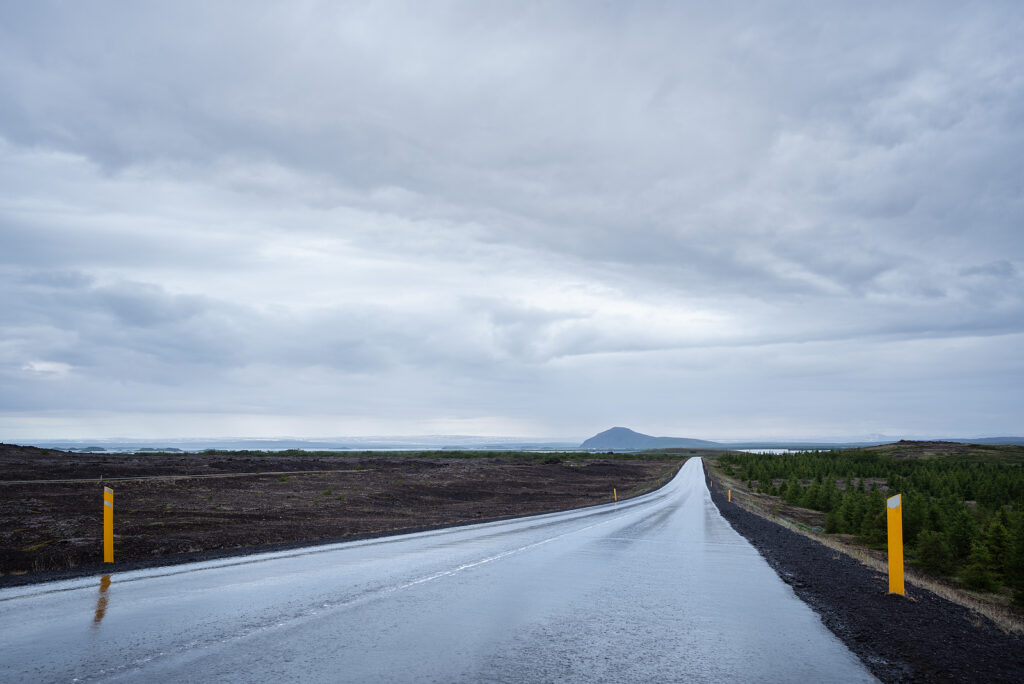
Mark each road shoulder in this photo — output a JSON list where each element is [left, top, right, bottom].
[[704, 462, 1024, 683]]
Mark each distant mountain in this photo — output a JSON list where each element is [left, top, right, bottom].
[[956, 437, 1024, 446], [21, 436, 580, 453], [580, 427, 723, 450]]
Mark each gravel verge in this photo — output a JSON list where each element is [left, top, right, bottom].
[[704, 463, 1024, 683]]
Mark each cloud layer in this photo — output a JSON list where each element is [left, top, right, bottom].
[[1, 2, 1022, 440]]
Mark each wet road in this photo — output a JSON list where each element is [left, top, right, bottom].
[[0, 458, 874, 682]]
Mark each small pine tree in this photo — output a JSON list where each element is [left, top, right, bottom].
[[915, 530, 954, 575], [946, 508, 977, 564], [859, 509, 887, 546], [840, 492, 866, 531], [784, 479, 802, 505], [1007, 515, 1024, 606], [823, 481, 841, 513], [825, 508, 847, 534], [961, 541, 1000, 592], [799, 482, 821, 510], [902, 492, 923, 547], [924, 502, 944, 534], [984, 518, 1011, 579]]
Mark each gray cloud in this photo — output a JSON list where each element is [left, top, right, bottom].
[[1, 2, 1022, 439], [960, 260, 1017, 279]]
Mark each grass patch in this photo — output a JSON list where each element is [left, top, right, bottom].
[[21, 540, 54, 552]]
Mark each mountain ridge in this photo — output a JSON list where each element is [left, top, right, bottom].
[[579, 427, 1024, 451], [579, 427, 723, 450]]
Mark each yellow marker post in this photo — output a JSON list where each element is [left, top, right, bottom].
[[103, 486, 114, 563], [886, 493, 904, 595], [728, 490, 731, 503], [613, 488, 618, 502]]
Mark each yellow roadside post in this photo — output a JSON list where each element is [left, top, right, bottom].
[[886, 493, 904, 595], [613, 488, 618, 503], [103, 486, 114, 563], [728, 490, 731, 503]]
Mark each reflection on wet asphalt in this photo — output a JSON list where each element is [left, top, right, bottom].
[[0, 459, 875, 682], [92, 575, 111, 626]]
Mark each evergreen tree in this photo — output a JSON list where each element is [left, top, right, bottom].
[[784, 479, 802, 505], [825, 508, 843, 534], [901, 492, 923, 546], [842, 492, 866, 532], [961, 541, 999, 592], [915, 530, 954, 574], [824, 483, 836, 511], [984, 517, 1011, 579], [923, 501, 944, 533], [799, 482, 821, 510], [1005, 514, 1024, 606], [859, 508, 887, 546], [946, 508, 977, 564]]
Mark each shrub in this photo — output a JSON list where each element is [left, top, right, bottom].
[[915, 530, 954, 574]]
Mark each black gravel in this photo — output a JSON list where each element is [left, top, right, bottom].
[[705, 466, 1024, 683]]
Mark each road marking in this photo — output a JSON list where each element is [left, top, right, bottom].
[[395, 512, 628, 592]]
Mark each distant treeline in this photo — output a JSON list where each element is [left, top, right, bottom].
[[717, 449, 1024, 602], [163, 448, 698, 462]]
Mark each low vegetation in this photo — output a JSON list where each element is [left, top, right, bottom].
[[192, 448, 695, 462], [713, 442, 1024, 604], [0, 446, 685, 579]]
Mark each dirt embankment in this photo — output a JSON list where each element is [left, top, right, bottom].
[[0, 445, 680, 585], [704, 462, 1024, 683]]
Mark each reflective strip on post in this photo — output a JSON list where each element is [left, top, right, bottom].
[[887, 493, 904, 595]]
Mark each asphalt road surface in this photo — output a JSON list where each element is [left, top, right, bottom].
[[0, 458, 874, 682]]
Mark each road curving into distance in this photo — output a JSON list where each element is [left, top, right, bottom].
[[0, 458, 874, 682]]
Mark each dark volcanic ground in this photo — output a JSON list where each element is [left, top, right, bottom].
[[704, 462, 1024, 683], [0, 444, 680, 584]]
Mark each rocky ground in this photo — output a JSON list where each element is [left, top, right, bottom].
[[704, 462, 1024, 683], [0, 444, 680, 585]]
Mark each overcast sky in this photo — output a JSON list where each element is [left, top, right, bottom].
[[2, 2, 1022, 442]]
